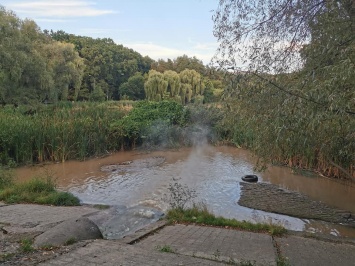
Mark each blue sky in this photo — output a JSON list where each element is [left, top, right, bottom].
[[2, 0, 219, 64]]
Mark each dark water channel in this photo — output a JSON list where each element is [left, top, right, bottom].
[[16, 146, 355, 239]]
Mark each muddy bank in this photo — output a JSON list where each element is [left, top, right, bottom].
[[239, 182, 355, 226]]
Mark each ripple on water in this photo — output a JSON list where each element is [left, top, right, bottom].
[[16, 145, 355, 238]]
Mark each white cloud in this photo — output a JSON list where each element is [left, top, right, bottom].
[[35, 18, 72, 23], [7, 0, 115, 18], [125, 42, 214, 65]]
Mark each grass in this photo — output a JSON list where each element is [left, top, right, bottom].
[[277, 256, 291, 266], [93, 204, 110, 210], [0, 174, 80, 206], [165, 205, 287, 236], [64, 237, 77, 246], [20, 239, 34, 253], [157, 245, 175, 253], [0, 253, 15, 261]]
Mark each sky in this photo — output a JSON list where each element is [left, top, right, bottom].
[[1, 0, 219, 64]]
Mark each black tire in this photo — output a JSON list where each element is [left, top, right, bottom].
[[241, 174, 258, 183]]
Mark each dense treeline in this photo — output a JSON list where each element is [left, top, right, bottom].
[[0, 6, 224, 104], [50, 30, 153, 101], [0, 7, 85, 105]]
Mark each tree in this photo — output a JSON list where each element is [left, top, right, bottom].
[[51, 31, 153, 101], [213, 0, 355, 179], [118, 72, 145, 100], [0, 7, 84, 104], [144, 70, 168, 101], [179, 69, 205, 104], [213, 0, 354, 73]]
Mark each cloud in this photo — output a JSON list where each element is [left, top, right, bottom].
[[35, 18, 72, 23], [125, 42, 214, 65], [7, 0, 115, 18]]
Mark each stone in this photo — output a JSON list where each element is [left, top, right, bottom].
[[34, 217, 102, 248]]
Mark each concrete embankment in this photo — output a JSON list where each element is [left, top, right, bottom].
[[1, 203, 355, 265], [239, 182, 355, 225]]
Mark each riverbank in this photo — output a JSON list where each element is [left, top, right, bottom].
[[1, 203, 355, 265]]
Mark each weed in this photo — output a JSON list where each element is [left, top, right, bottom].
[[240, 259, 256, 266], [213, 249, 221, 260], [20, 238, 34, 253], [93, 204, 110, 210], [0, 253, 15, 261], [39, 244, 56, 250], [277, 255, 290, 266], [157, 245, 174, 253], [166, 204, 287, 236], [64, 237, 77, 246], [163, 181, 197, 210]]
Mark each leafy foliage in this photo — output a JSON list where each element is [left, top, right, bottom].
[[109, 101, 188, 148], [144, 69, 205, 104], [0, 7, 84, 104], [51, 30, 153, 101], [213, 0, 355, 179]]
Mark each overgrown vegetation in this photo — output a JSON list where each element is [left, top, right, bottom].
[[213, 0, 355, 180], [0, 102, 127, 165], [0, 171, 80, 206]]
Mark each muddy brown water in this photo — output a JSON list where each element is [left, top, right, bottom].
[[15, 145, 355, 238]]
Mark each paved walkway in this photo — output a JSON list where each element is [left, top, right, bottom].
[[2, 204, 355, 265], [135, 224, 276, 265]]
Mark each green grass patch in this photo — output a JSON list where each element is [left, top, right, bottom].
[[0, 253, 15, 261], [277, 255, 291, 266], [19, 239, 34, 253], [0, 176, 80, 206], [93, 204, 110, 210], [64, 237, 77, 246], [166, 205, 287, 236], [156, 245, 175, 253]]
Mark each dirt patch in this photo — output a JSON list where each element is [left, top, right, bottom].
[[239, 182, 355, 225]]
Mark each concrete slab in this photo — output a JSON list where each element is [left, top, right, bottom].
[[136, 224, 277, 265], [0, 204, 98, 231], [39, 239, 223, 265], [276, 235, 355, 266]]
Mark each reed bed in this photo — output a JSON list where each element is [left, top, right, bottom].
[[0, 102, 128, 165]]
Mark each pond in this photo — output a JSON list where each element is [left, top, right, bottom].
[[16, 145, 355, 238]]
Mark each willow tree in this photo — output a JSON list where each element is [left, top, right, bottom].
[[179, 69, 205, 104], [144, 70, 168, 101], [213, 0, 355, 179], [164, 70, 181, 102]]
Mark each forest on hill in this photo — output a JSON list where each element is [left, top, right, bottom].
[[0, 6, 224, 105]]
